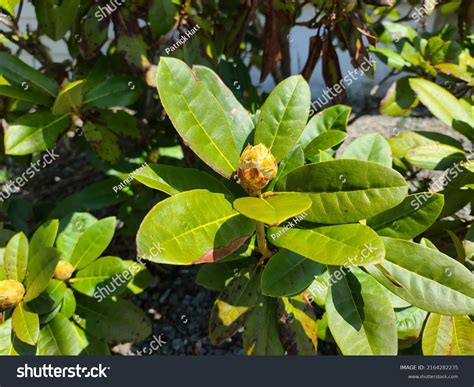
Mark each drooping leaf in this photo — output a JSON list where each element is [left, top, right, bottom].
[[276, 159, 408, 224], [133, 164, 233, 196], [342, 132, 392, 167], [157, 57, 240, 178], [4, 112, 70, 156], [255, 75, 311, 161], [367, 193, 444, 239], [68, 217, 116, 270], [75, 294, 151, 343], [422, 314, 474, 355], [137, 190, 255, 265], [12, 303, 39, 345], [4, 232, 28, 282], [269, 224, 384, 266], [366, 238, 474, 315], [261, 250, 324, 297], [326, 268, 398, 355], [243, 296, 285, 355]]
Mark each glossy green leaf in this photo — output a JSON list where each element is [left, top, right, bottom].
[[60, 288, 76, 318], [367, 193, 444, 239], [137, 190, 255, 265], [121, 261, 152, 295], [29, 219, 59, 254], [370, 47, 411, 70], [83, 122, 121, 164], [278, 296, 318, 355], [34, 0, 80, 41], [396, 306, 427, 347], [269, 146, 305, 191], [299, 105, 351, 149], [194, 65, 253, 155], [306, 270, 330, 306], [243, 296, 285, 355], [134, 164, 233, 196], [342, 133, 392, 167], [56, 213, 98, 261], [269, 224, 385, 266], [70, 256, 128, 297], [12, 303, 39, 345], [157, 57, 240, 178], [367, 238, 474, 315], [84, 76, 144, 108], [149, 0, 179, 37], [380, 77, 418, 116], [255, 75, 311, 161], [4, 232, 28, 282], [24, 248, 59, 303], [0, 52, 58, 97], [75, 294, 151, 343], [219, 264, 261, 307], [326, 268, 397, 355], [234, 193, 311, 225], [0, 85, 51, 105], [276, 159, 408, 224], [4, 111, 70, 155], [52, 80, 84, 115], [68, 217, 116, 270], [304, 130, 347, 158], [98, 110, 139, 139], [405, 143, 464, 170], [37, 313, 83, 355], [0, 319, 12, 355], [422, 314, 474, 355], [27, 279, 66, 315], [0, 0, 20, 15], [387, 130, 437, 159], [261, 250, 324, 297]]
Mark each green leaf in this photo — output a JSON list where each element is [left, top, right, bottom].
[[52, 80, 84, 115], [60, 288, 76, 318], [396, 306, 427, 347], [56, 212, 98, 261], [0, 52, 58, 97], [75, 294, 151, 343], [304, 130, 347, 158], [268, 224, 385, 266], [387, 130, 437, 159], [122, 261, 152, 295], [68, 217, 116, 270], [29, 219, 59, 254], [134, 164, 233, 196], [278, 296, 318, 355], [12, 303, 39, 345], [83, 122, 121, 164], [369, 47, 411, 70], [269, 146, 305, 190], [367, 193, 444, 239], [0, 85, 52, 105], [219, 264, 261, 307], [276, 159, 408, 224], [34, 0, 80, 41], [84, 76, 144, 108], [405, 143, 464, 170], [27, 279, 66, 315], [0, 319, 12, 355], [37, 313, 84, 355], [366, 238, 474, 315], [255, 75, 310, 161], [234, 193, 311, 225], [306, 270, 330, 306], [149, 0, 179, 37], [209, 299, 250, 345], [422, 314, 474, 355], [137, 190, 255, 265], [24, 247, 59, 303], [326, 268, 397, 355], [261, 250, 324, 297], [380, 77, 418, 116], [4, 111, 70, 155], [409, 78, 473, 138], [4, 232, 28, 282], [98, 110, 139, 139], [157, 57, 240, 178], [0, 0, 20, 15], [299, 105, 350, 149], [342, 133, 392, 167], [70, 256, 128, 297], [194, 65, 253, 155], [243, 296, 285, 355]]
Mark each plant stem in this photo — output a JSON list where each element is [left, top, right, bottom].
[[256, 221, 272, 259]]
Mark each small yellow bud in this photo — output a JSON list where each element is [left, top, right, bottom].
[[54, 260, 75, 281], [0, 280, 25, 311], [237, 144, 278, 192]]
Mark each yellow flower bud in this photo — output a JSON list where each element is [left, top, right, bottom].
[[0, 280, 25, 311], [54, 260, 75, 281], [237, 144, 278, 192]]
